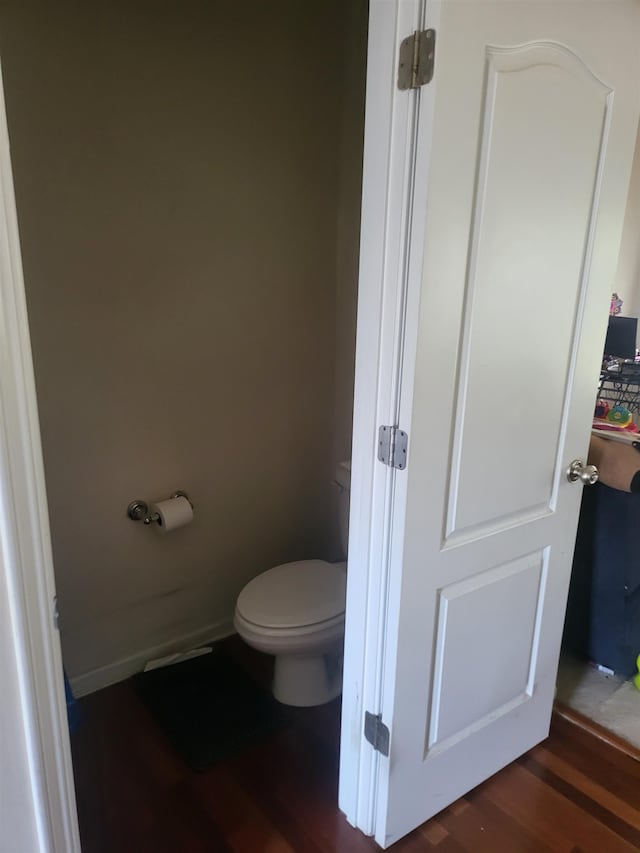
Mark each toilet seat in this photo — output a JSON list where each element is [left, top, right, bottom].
[[233, 608, 345, 656], [235, 559, 347, 630]]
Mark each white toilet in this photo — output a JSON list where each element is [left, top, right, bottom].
[[233, 462, 350, 707]]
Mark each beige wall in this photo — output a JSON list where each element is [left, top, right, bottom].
[[334, 0, 367, 464], [614, 120, 640, 327], [0, 0, 365, 680]]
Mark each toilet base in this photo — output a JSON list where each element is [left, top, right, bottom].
[[272, 647, 343, 707]]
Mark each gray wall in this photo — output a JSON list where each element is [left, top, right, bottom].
[[0, 0, 366, 681]]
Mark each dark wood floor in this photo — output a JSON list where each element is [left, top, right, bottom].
[[71, 642, 640, 852]]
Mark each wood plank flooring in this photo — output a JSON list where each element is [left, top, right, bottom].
[[70, 645, 640, 852]]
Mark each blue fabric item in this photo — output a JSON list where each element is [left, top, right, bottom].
[[564, 483, 640, 677], [63, 670, 81, 732]]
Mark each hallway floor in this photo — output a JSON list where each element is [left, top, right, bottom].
[[556, 651, 640, 752], [71, 642, 640, 852]]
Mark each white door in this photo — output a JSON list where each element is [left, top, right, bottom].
[[372, 0, 640, 847]]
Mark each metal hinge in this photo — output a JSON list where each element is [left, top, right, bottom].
[[52, 596, 59, 630], [364, 711, 390, 757], [398, 29, 436, 90], [378, 425, 408, 470]]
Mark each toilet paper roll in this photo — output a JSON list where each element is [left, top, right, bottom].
[[151, 495, 193, 533]]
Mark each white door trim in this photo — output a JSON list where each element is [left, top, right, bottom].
[[374, 0, 443, 838], [0, 64, 81, 853], [339, 0, 432, 833]]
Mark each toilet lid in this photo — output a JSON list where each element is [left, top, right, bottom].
[[236, 560, 347, 629]]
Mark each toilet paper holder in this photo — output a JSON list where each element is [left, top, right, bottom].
[[127, 491, 192, 525]]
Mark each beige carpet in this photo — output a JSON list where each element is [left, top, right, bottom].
[[556, 652, 640, 749]]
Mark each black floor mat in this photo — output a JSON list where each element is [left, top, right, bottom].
[[133, 649, 281, 771]]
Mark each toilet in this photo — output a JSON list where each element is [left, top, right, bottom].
[[233, 462, 350, 707]]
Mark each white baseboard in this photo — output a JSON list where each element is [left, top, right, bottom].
[[69, 620, 235, 698]]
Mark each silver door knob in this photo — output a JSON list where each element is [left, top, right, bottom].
[[566, 459, 599, 485]]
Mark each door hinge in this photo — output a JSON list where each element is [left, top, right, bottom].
[[364, 711, 390, 757], [398, 29, 436, 90], [52, 596, 59, 631], [378, 425, 408, 470]]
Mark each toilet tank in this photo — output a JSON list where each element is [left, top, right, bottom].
[[334, 461, 351, 557]]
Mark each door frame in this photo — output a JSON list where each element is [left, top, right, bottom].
[[0, 62, 81, 852], [0, 0, 417, 849], [338, 0, 436, 835]]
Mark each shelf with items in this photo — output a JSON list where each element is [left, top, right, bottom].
[[598, 362, 640, 415]]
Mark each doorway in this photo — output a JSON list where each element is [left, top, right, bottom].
[[6, 1, 640, 844], [0, 0, 369, 848], [557, 114, 640, 751]]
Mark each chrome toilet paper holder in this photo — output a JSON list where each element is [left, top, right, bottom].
[[127, 491, 192, 525]]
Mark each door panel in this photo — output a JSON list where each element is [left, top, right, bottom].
[[375, 1, 640, 846], [450, 44, 611, 536], [429, 551, 544, 749]]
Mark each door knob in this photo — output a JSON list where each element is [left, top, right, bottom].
[[566, 459, 599, 485]]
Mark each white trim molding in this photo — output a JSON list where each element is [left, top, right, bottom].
[[338, 0, 426, 835], [0, 64, 81, 852]]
